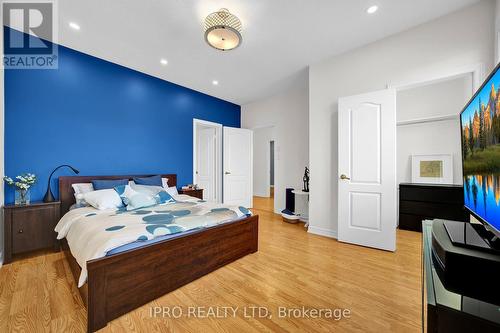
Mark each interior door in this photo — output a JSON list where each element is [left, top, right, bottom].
[[196, 128, 216, 201], [338, 89, 397, 251], [223, 127, 253, 207]]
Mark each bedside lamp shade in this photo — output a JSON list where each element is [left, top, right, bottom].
[[43, 164, 80, 202]]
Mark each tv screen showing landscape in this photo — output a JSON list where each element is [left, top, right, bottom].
[[461, 66, 500, 234]]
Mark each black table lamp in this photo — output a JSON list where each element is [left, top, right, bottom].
[[43, 164, 80, 202]]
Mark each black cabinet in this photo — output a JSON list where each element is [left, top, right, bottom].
[[399, 183, 469, 232]]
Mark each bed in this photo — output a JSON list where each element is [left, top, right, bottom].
[[58, 174, 259, 332]]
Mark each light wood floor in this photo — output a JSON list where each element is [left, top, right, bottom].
[[0, 197, 422, 332]]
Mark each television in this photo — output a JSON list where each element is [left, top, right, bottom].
[[460, 63, 500, 239]]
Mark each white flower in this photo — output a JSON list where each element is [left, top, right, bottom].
[[5, 173, 36, 190]]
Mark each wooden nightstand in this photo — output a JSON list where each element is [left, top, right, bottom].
[[178, 188, 204, 199], [3, 201, 61, 263]]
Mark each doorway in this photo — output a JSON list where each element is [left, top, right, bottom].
[[193, 119, 222, 203], [252, 126, 276, 213]]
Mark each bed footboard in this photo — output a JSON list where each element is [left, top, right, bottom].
[[66, 215, 258, 332]]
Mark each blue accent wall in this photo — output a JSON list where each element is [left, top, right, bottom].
[[4, 29, 240, 204]]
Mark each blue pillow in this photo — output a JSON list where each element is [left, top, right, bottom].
[[133, 175, 162, 186], [92, 179, 128, 190]]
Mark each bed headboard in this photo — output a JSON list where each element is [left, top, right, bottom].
[[58, 174, 177, 215]]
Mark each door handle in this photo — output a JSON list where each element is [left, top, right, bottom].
[[340, 174, 350, 180], [225, 171, 231, 175]]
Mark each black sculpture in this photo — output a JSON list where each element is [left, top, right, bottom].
[[302, 167, 310, 192]]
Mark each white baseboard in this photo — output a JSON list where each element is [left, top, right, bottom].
[[308, 226, 338, 239]]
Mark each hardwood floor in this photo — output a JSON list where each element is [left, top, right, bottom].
[[253, 195, 275, 214], [0, 198, 422, 332]]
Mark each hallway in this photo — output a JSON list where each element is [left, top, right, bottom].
[[253, 188, 274, 213]]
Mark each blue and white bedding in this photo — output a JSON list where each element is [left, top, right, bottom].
[[55, 194, 251, 287]]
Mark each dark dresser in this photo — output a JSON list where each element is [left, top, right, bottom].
[[399, 183, 469, 232], [178, 188, 203, 199]]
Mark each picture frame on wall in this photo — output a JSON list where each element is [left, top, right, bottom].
[[411, 154, 453, 184]]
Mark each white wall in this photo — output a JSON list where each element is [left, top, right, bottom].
[[253, 126, 275, 197], [242, 78, 309, 213], [397, 75, 472, 185], [495, 0, 500, 63], [309, 0, 495, 238]]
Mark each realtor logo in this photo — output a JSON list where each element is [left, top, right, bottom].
[[2, 1, 58, 69]]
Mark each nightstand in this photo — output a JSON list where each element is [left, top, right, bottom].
[[3, 201, 61, 263], [178, 188, 204, 199]]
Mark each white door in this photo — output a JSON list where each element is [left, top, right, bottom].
[[223, 127, 253, 207], [338, 89, 397, 251], [196, 128, 216, 201]]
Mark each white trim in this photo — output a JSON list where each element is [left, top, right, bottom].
[[249, 124, 276, 131], [387, 63, 484, 93], [193, 119, 223, 203], [397, 114, 458, 126], [308, 226, 338, 239], [389, 63, 482, 127]]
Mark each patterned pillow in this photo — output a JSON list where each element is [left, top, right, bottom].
[[114, 185, 175, 210], [156, 190, 175, 204]]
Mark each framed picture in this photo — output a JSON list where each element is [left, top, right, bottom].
[[411, 154, 453, 184]]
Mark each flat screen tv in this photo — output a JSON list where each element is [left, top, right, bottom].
[[460, 63, 500, 238]]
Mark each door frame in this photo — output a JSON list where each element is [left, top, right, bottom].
[[193, 119, 223, 203], [251, 124, 277, 212], [252, 125, 275, 198]]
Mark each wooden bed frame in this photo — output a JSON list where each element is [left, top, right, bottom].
[[58, 174, 259, 332]]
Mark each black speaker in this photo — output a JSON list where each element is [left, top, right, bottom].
[[285, 188, 295, 213]]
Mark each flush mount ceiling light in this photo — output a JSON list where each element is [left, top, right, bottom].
[[204, 8, 242, 51]]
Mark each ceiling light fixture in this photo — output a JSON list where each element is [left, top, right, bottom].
[[69, 22, 80, 30], [160, 58, 168, 65], [204, 8, 242, 51], [366, 5, 378, 14], [212, 80, 219, 85]]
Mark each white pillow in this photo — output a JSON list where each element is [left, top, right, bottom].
[[162, 178, 169, 189], [83, 189, 123, 210], [130, 183, 164, 196], [166, 186, 178, 197], [72, 183, 94, 205]]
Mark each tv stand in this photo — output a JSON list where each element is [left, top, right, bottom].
[[431, 219, 500, 305], [422, 220, 500, 332], [443, 220, 500, 254]]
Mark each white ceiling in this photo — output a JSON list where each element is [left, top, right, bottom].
[[33, 0, 482, 104]]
